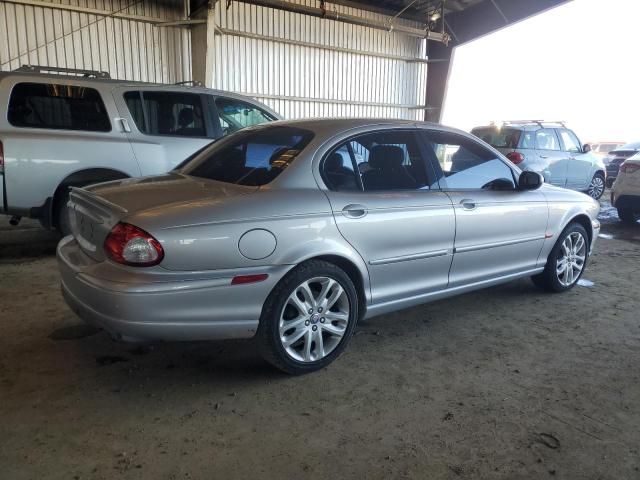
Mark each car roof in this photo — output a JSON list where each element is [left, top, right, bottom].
[[0, 71, 281, 116]]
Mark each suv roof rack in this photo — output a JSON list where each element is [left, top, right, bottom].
[[174, 80, 203, 87], [502, 119, 567, 128], [13, 65, 111, 79]]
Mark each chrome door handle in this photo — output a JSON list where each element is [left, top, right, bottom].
[[540, 155, 549, 159], [460, 199, 476, 210], [342, 204, 368, 219], [116, 117, 131, 133]]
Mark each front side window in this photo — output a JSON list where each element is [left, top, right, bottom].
[[8, 82, 110, 132], [124, 91, 206, 137], [182, 126, 313, 186], [558, 129, 581, 153], [421, 130, 516, 190], [215, 97, 275, 136], [535, 129, 560, 151], [323, 130, 435, 192]]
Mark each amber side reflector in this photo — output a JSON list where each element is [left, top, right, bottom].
[[231, 274, 269, 285]]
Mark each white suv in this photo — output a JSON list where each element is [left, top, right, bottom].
[[0, 66, 280, 234], [611, 152, 640, 224], [472, 121, 606, 199]]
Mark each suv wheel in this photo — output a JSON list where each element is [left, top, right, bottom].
[[257, 260, 358, 375], [587, 173, 605, 200]]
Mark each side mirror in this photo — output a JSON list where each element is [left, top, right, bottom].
[[583, 143, 592, 153], [518, 170, 543, 190]]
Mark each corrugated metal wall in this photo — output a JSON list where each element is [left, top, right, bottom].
[[211, 1, 428, 120], [0, 0, 191, 83]]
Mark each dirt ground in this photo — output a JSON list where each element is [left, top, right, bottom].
[[1, 196, 639, 480]]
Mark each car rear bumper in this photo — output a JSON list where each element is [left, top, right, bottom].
[[612, 194, 640, 210], [57, 236, 290, 342]]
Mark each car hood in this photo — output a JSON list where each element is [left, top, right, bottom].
[[87, 173, 258, 215]]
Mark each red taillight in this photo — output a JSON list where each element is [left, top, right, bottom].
[[104, 222, 164, 267], [620, 162, 640, 174], [231, 274, 269, 285], [506, 151, 525, 165]]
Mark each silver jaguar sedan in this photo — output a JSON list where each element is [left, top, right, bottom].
[[57, 119, 601, 374]]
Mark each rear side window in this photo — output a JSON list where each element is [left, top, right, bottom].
[[535, 129, 561, 151], [215, 97, 275, 135], [124, 91, 206, 137], [8, 82, 110, 132], [182, 126, 313, 186]]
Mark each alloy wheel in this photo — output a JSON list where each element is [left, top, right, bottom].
[[279, 276, 350, 362], [556, 232, 587, 286], [588, 175, 605, 199]]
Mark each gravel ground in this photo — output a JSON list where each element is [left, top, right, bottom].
[[1, 196, 639, 480]]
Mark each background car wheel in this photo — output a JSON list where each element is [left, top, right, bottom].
[[587, 173, 605, 200], [257, 260, 359, 375], [617, 207, 638, 225], [531, 222, 589, 293], [54, 189, 73, 237], [606, 177, 615, 188]]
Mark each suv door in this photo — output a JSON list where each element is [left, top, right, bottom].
[[319, 129, 455, 305], [534, 128, 566, 186], [419, 129, 549, 287], [558, 128, 592, 190], [112, 87, 216, 175]]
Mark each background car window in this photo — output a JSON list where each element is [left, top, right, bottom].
[[558, 129, 582, 153], [183, 126, 313, 186], [322, 145, 359, 191], [329, 130, 434, 191], [535, 129, 560, 151], [8, 82, 110, 132], [421, 130, 516, 190], [471, 127, 522, 149], [215, 98, 275, 135], [124, 91, 206, 137]]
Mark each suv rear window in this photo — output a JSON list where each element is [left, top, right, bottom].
[[182, 126, 313, 186], [471, 127, 522, 149], [8, 82, 110, 132]]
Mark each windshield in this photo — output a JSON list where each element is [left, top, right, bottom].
[[471, 127, 522, 149], [180, 126, 313, 186]]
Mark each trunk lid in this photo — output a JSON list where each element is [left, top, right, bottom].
[[68, 173, 257, 261]]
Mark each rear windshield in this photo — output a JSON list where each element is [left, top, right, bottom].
[[181, 126, 313, 186], [471, 127, 522, 149], [618, 142, 640, 151]]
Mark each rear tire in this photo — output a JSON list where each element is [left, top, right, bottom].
[[54, 189, 73, 237], [617, 207, 638, 225], [257, 260, 358, 375], [531, 222, 589, 293]]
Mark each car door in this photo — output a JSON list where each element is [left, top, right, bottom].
[[534, 128, 566, 186], [319, 128, 455, 305], [111, 86, 216, 175], [559, 128, 592, 189], [418, 129, 549, 288]]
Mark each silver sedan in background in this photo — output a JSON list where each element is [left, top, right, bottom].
[[57, 119, 601, 374]]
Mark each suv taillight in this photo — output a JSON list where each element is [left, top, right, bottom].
[[620, 162, 640, 174], [104, 222, 164, 266], [0, 140, 4, 173], [506, 151, 525, 165]]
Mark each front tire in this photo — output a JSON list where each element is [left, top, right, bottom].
[[587, 172, 605, 200], [531, 222, 589, 293], [257, 260, 359, 375]]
